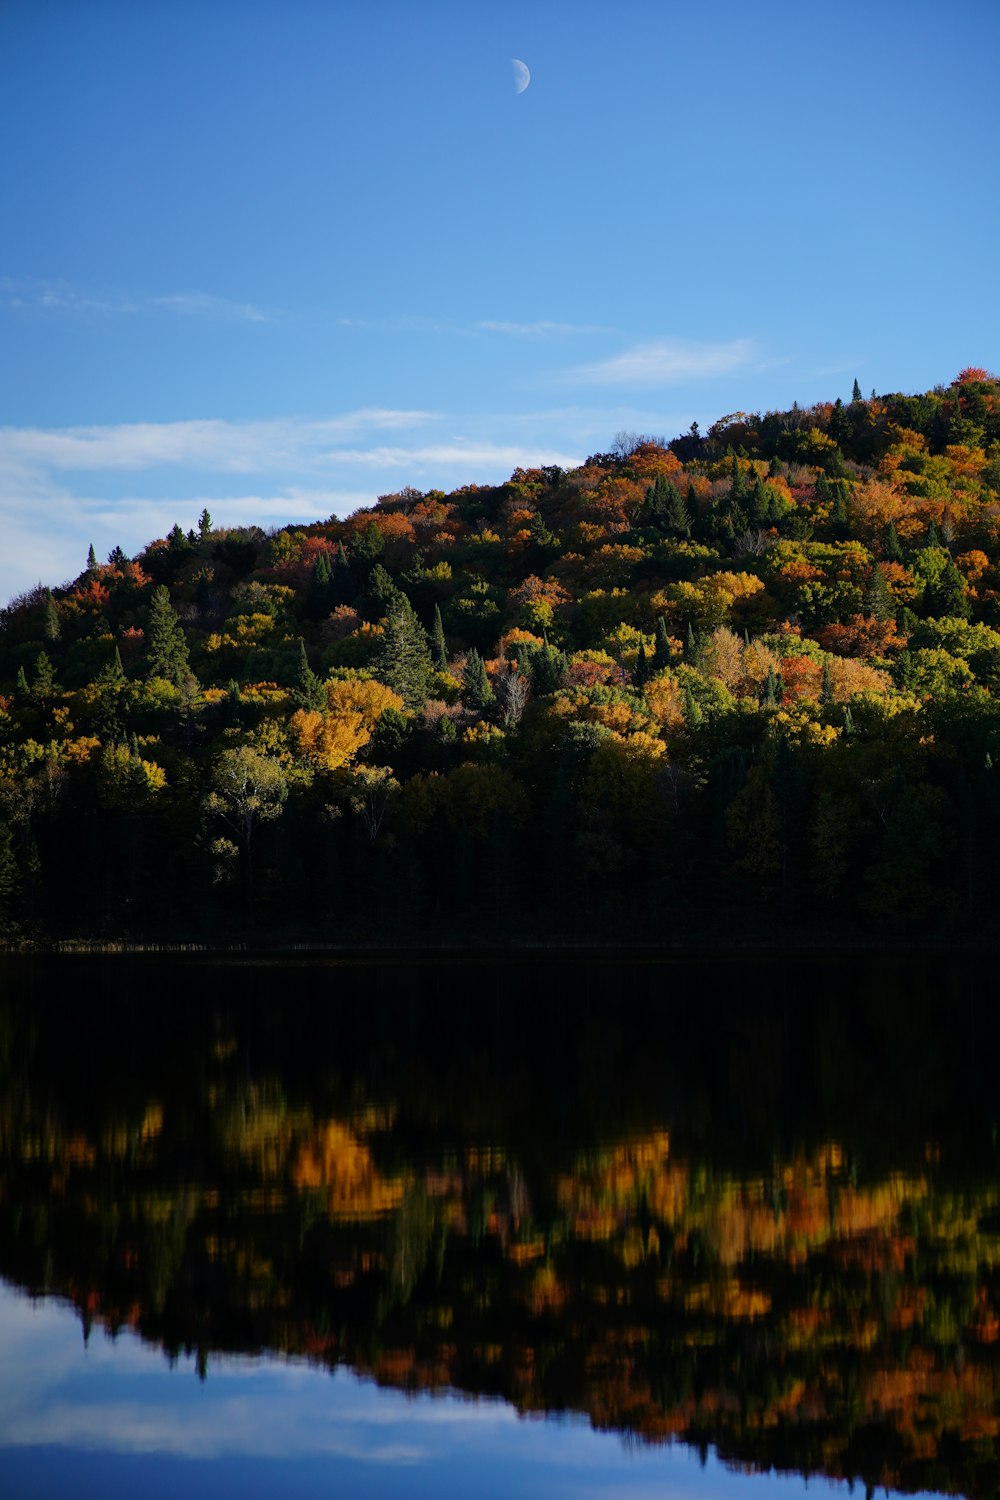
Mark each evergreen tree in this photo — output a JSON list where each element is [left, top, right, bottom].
[[87, 543, 98, 572], [366, 562, 405, 618], [843, 705, 855, 735], [927, 557, 971, 619], [926, 521, 942, 548], [146, 585, 191, 684], [309, 551, 334, 616], [529, 637, 566, 694], [375, 601, 434, 708], [31, 650, 57, 702], [685, 622, 700, 663], [653, 618, 672, 672], [198, 508, 213, 539], [852, 378, 863, 404], [430, 603, 448, 671], [15, 665, 29, 701], [885, 521, 904, 564], [350, 520, 385, 576], [864, 564, 894, 621], [821, 658, 834, 708], [42, 590, 60, 642], [762, 665, 780, 709], [683, 686, 703, 727], [293, 639, 326, 710], [461, 648, 494, 711], [831, 485, 849, 536], [750, 476, 772, 526], [102, 646, 125, 682], [633, 641, 649, 687], [666, 482, 691, 536]]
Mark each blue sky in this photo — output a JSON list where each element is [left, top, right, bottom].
[[1, 0, 997, 603], [0, 1283, 889, 1500]]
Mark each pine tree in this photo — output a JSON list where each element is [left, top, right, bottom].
[[633, 641, 649, 687], [653, 618, 672, 672], [852, 378, 863, 404], [529, 636, 565, 694], [43, 590, 60, 642], [843, 705, 855, 735], [885, 521, 904, 564], [86, 543, 97, 572], [293, 639, 325, 710], [31, 650, 57, 702], [309, 551, 333, 616], [926, 521, 942, 548], [198, 507, 213, 539], [864, 564, 893, 622], [461, 648, 494, 710], [102, 646, 125, 682], [15, 665, 29, 700], [762, 665, 780, 709], [821, 658, 834, 708], [375, 601, 434, 709], [666, 482, 691, 536], [430, 604, 448, 670], [685, 622, 699, 663], [683, 686, 702, 727], [146, 585, 191, 684], [927, 557, 971, 619]]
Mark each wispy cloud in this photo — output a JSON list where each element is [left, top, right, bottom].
[[477, 320, 608, 338], [0, 410, 440, 474], [564, 337, 754, 386], [0, 278, 275, 324], [0, 409, 585, 604]]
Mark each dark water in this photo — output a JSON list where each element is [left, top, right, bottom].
[[1, 952, 998, 1498]]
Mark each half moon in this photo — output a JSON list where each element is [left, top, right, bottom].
[[512, 58, 530, 94]]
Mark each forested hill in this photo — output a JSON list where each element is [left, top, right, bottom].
[[3, 369, 1000, 943]]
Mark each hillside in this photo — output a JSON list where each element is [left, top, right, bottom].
[[3, 369, 1000, 942]]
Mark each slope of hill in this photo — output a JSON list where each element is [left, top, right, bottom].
[[2, 369, 1000, 942]]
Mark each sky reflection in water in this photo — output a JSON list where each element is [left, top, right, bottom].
[[0, 1282, 848, 1500]]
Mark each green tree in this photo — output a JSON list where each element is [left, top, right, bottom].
[[885, 521, 904, 564], [146, 586, 191, 684], [430, 603, 448, 670], [653, 618, 672, 672], [198, 507, 213, 539], [42, 590, 60, 642], [376, 601, 434, 708], [204, 745, 287, 896], [926, 558, 971, 619], [821, 658, 834, 708], [31, 650, 57, 703], [293, 639, 325, 710], [86, 543, 98, 572], [462, 648, 494, 711], [864, 564, 894, 621], [851, 378, 863, 404]]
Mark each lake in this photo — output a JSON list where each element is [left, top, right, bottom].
[[0, 952, 996, 1498]]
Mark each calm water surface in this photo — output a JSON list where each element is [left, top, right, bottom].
[[0, 953, 996, 1498]]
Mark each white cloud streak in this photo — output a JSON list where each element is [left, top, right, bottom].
[[564, 338, 754, 386], [0, 410, 585, 603], [0, 278, 275, 324], [477, 320, 608, 338]]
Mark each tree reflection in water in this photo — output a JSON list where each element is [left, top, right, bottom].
[[1, 952, 998, 1498]]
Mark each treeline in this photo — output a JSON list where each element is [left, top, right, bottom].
[[3, 369, 1000, 941]]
